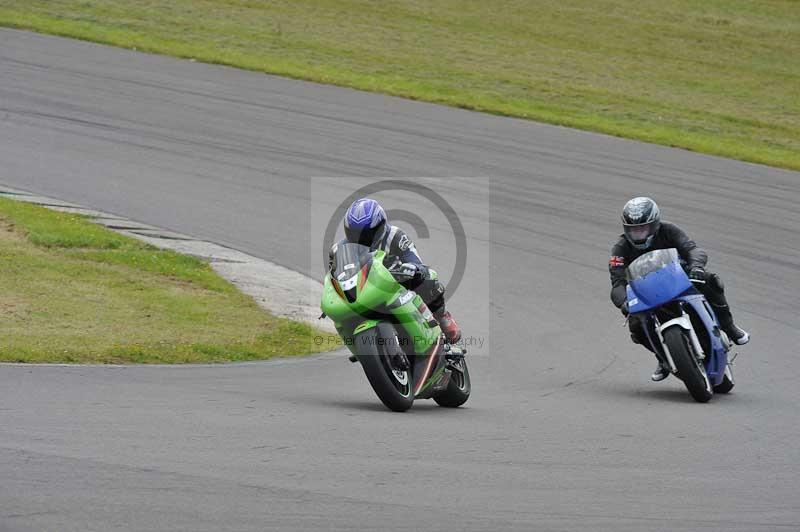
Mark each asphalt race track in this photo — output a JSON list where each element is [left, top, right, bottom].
[[2, 29, 799, 532]]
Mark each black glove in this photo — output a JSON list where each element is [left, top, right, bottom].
[[620, 302, 629, 317], [689, 267, 706, 283]]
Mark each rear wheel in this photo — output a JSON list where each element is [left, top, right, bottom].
[[663, 327, 712, 403], [713, 364, 735, 394], [356, 328, 414, 412], [434, 356, 471, 408]]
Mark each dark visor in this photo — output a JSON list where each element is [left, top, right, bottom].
[[624, 222, 656, 243]]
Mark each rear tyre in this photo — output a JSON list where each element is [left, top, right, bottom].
[[356, 328, 414, 412], [434, 357, 471, 408], [713, 365, 735, 394], [663, 327, 713, 403]]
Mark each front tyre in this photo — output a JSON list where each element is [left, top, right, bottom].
[[355, 328, 414, 412], [434, 357, 471, 408], [663, 327, 713, 403]]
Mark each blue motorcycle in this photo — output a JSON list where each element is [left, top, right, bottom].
[[626, 248, 735, 402]]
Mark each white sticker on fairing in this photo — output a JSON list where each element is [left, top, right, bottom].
[[398, 291, 414, 305], [337, 263, 357, 281], [340, 275, 358, 290], [629, 298, 639, 306]]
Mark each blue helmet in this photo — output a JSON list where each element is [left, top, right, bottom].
[[344, 198, 387, 246]]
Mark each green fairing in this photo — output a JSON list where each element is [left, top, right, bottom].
[[321, 250, 440, 356], [416, 365, 446, 395], [353, 320, 379, 335]]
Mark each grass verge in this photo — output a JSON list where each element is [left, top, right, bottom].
[[0, 197, 331, 363], [0, 1, 798, 170]]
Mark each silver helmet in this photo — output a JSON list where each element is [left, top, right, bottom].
[[622, 197, 661, 250]]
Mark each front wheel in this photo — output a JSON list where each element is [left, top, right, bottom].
[[434, 357, 471, 407], [355, 327, 414, 412], [663, 327, 712, 403]]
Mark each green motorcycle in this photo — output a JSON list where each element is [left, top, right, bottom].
[[321, 242, 470, 412]]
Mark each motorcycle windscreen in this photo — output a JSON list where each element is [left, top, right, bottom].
[[332, 242, 371, 302], [626, 248, 692, 312]]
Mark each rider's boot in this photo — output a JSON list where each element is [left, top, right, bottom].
[[434, 308, 462, 344], [713, 303, 750, 346], [651, 362, 670, 382]]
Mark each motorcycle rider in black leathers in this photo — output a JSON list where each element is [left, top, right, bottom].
[[609, 197, 750, 382], [330, 198, 462, 348]]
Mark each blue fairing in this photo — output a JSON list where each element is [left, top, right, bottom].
[[625, 249, 728, 387], [626, 260, 692, 313], [678, 294, 726, 381]]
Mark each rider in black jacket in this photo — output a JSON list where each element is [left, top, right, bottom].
[[609, 197, 749, 381]]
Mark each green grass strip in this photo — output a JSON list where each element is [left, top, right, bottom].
[[0, 197, 333, 363], [1, 1, 799, 170]]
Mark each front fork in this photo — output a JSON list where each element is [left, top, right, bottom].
[[660, 314, 706, 373], [642, 312, 704, 375]]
